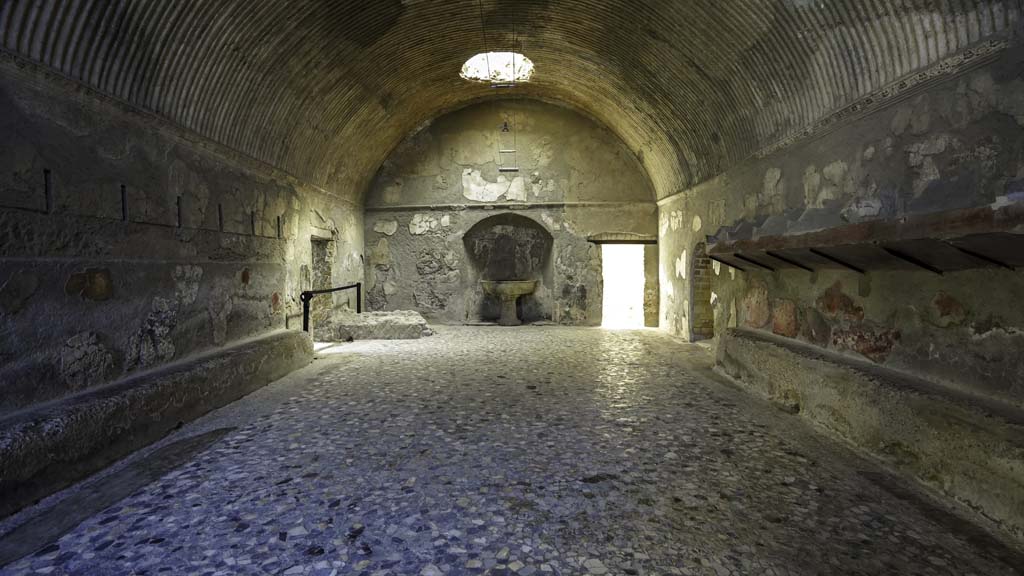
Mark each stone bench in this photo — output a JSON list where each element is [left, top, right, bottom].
[[0, 330, 312, 519], [313, 310, 433, 341], [718, 328, 1024, 543]]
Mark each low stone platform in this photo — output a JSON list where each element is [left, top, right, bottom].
[[313, 310, 433, 341], [718, 327, 1024, 543], [0, 330, 312, 519]]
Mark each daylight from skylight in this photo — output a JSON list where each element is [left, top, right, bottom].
[[461, 52, 534, 83]]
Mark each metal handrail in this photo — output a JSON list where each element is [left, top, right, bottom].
[[300, 282, 361, 332]]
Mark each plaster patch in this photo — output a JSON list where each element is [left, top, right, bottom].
[[906, 135, 952, 198], [409, 213, 440, 235], [127, 297, 177, 371], [461, 168, 525, 202], [841, 198, 883, 222], [803, 165, 822, 208], [383, 179, 403, 204], [907, 134, 951, 164], [65, 268, 113, 301], [173, 265, 203, 307], [440, 214, 451, 227], [741, 281, 770, 328], [675, 250, 688, 280], [506, 177, 527, 202], [207, 286, 234, 346], [370, 238, 393, 266], [713, 260, 721, 276], [531, 178, 556, 198], [61, 332, 113, 391], [541, 212, 561, 231], [670, 211, 682, 231], [991, 193, 1024, 209], [532, 136, 554, 167], [373, 219, 399, 236], [761, 167, 784, 212], [815, 158, 847, 206], [692, 215, 702, 232]]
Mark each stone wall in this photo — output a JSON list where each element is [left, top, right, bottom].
[[659, 48, 1024, 405], [364, 100, 657, 325], [0, 61, 363, 418]]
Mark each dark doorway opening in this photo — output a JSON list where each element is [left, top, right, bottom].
[[691, 242, 715, 340], [311, 237, 335, 324]]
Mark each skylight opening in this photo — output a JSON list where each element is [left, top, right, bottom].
[[461, 52, 534, 84]]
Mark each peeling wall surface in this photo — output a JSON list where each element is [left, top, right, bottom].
[[364, 100, 656, 325], [0, 63, 363, 418], [660, 50, 1024, 405]]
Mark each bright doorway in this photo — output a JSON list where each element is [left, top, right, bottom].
[[601, 244, 646, 329]]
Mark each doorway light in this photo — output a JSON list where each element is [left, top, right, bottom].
[[602, 244, 646, 329]]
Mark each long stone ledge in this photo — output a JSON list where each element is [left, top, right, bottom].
[[0, 330, 312, 519], [718, 328, 1024, 543]]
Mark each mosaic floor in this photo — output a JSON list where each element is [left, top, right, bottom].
[[2, 327, 1019, 576]]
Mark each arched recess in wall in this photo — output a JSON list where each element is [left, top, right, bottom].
[[691, 242, 715, 340], [462, 213, 554, 323], [462, 213, 554, 282]]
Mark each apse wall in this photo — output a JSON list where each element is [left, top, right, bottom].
[[0, 59, 363, 418], [363, 100, 657, 325], [659, 48, 1024, 405]]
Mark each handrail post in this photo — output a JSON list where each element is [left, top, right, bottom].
[[301, 292, 311, 333], [299, 282, 363, 333]]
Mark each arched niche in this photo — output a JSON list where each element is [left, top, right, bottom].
[[462, 213, 554, 323], [462, 213, 553, 282]]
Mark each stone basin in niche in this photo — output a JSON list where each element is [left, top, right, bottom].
[[480, 280, 538, 326]]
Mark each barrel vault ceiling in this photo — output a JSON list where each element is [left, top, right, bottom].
[[1, 0, 1021, 202]]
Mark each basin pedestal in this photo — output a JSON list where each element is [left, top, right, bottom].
[[480, 280, 538, 326]]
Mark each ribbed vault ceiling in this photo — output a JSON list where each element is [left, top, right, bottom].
[[1, 1, 1021, 202]]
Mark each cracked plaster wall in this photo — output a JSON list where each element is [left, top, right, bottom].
[[0, 64, 363, 418], [364, 100, 656, 325], [660, 49, 1024, 406]]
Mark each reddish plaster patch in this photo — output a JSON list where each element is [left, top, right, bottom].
[[742, 281, 771, 329], [816, 281, 863, 322], [772, 299, 799, 338], [65, 268, 113, 301], [271, 292, 281, 313], [831, 325, 901, 363], [930, 291, 966, 326]]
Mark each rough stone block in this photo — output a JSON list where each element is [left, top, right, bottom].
[[313, 310, 433, 341]]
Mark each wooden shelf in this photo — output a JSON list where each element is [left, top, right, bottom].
[[707, 204, 1024, 274]]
